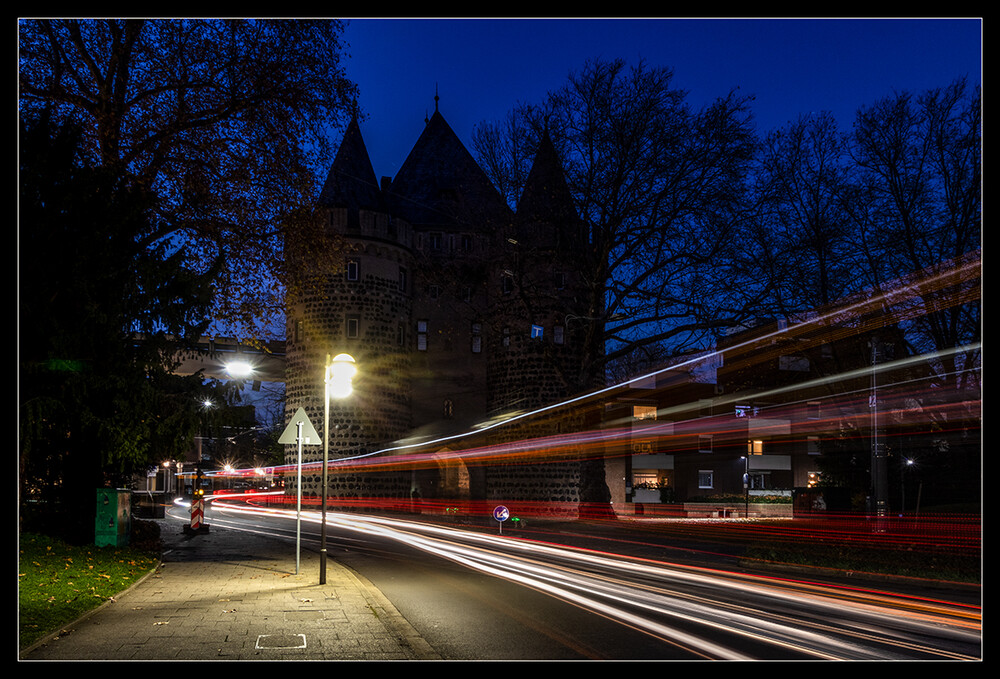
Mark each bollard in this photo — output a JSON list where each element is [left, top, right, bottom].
[[184, 491, 210, 534]]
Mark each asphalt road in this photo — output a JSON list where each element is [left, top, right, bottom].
[[203, 499, 981, 661]]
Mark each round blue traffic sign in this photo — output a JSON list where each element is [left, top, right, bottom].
[[493, 505, 510, 522]]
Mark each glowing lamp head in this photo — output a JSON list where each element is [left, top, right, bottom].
[[225, 360, 253, 379], [327, 353, 357, 399]]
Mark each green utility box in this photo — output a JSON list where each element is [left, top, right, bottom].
[[95, 488, 131, 547]]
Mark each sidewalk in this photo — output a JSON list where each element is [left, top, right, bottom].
[[20, 518, 442, 661]]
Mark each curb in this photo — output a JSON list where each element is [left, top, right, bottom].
[[19, 559, 164, 659]]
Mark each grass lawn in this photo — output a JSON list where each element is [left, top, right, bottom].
[[18, 532, 160, 651]]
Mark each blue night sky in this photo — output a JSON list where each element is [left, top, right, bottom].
[[339, 17, 982, 180]]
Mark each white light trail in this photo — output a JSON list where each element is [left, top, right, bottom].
[[212, 501, 981, 660]]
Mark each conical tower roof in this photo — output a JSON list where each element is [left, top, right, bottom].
[[515, 131, 583, 249], [319, 116, 382, 212], [389, 108, 510, 230]]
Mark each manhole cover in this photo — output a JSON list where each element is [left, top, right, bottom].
[[256, 634, 306, 649]]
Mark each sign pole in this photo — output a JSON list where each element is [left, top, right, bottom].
[[295, 421, 303, 575], [278, 407, 323, 577], [493, 505, 510, 534]]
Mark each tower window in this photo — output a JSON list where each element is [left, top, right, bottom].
[[346, 315, 360, 339], [417, 320, 428, 351], [346, 258, 359, 281], [471, 322, 482, 353]]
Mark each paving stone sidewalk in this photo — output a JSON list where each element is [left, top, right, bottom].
[[21, 518, 441, 661]]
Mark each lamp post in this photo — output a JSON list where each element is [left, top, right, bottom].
[[321, 353, 356, 585], [741, 455, 749, 518]]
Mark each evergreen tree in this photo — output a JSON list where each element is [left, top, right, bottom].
[[19, 112, 218, 542]]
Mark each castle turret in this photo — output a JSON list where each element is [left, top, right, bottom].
[[285, 115, 413, 500], [484, 131, 595, 507]]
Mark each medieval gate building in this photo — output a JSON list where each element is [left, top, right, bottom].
[[284, 100, 595, 508]]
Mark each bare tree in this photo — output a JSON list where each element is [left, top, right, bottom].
[[19, 19, 359, 340], [848, 79, 981, 387], [754, 111, 861, 313], [473, 58, 763, 390]]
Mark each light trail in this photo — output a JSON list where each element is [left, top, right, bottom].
[[210, 500, 981, 660], [209, 250, 979, 482]]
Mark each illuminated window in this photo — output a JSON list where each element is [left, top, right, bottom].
[[633, 405, 657, 420], [747, 439, 764, 454], [633, 471, 658, 485]]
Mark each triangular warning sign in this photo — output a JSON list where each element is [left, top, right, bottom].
[[278, 407, 323, 445]]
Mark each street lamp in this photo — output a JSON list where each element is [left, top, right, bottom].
[[321, 353, 356, 584], [225, 360, 253, 379]]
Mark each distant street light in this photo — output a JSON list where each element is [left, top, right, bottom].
[[321, 353, 356, 584]]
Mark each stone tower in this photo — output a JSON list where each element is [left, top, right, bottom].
[[484, 131, 595, 505], [284, 114, 413, 500]]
